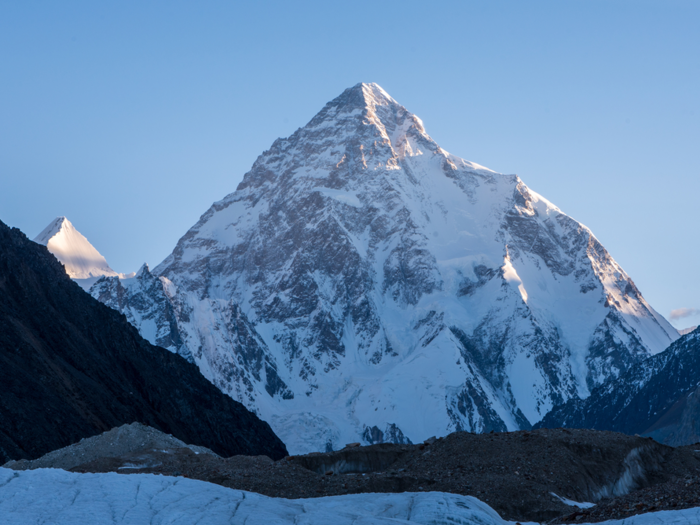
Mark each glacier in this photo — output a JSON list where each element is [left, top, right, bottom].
[[90, 83, 679, 453], [1, 467, 697, 525], [0, 468, 528, 525]]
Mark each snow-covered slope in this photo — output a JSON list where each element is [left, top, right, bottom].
[[92, 83, 678, 454], [34, 217, 133, 289]]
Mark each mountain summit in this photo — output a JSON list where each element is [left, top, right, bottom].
[[34, 217, 133, 289], [92, 83, 679, 453]]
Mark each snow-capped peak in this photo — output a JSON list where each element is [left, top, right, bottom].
[[33, 217, 131, 287], [93, 83, 680, 454], [33, 216, 70, 246], [326, 82, 399, 114]]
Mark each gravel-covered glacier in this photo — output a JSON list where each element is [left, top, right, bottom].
[[0, 467, 530, 525], [91, 83, 679, 454]]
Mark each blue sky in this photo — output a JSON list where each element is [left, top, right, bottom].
[[1, 1, 698, 328]]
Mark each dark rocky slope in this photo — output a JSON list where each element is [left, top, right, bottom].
[[0, 220, 287, 462], [537, 330, 700, 445]]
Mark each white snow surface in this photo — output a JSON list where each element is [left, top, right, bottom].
[[91, 83, 680, 454], [34, 217, 132, 287], [0, 468, 533, 525], [1, 468, 699, 525]]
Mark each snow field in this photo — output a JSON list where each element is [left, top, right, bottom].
[[1, 467, 698, 525], [0, 468, 531, 525]]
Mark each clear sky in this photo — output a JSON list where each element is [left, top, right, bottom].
[[1, 1, 698, 329]]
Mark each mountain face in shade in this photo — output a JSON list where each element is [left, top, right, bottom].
[[0, 220, 288, 463], [536, 330, 700, 446], [34, 217, 133, 290], [91, 83, 678, 454]]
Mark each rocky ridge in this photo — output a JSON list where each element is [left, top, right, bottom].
[[0, 220, 287, 462], [538, 330, 700, 446]]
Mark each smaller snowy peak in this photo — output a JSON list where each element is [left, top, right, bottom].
[[34, 216, 69, 245], [33, 217, 121, 282]]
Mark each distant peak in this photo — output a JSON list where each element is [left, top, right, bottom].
[[34, 216, 71, 245], [33, 217, 119, 280]]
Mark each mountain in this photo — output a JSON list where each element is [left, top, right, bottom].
[[0, 219, 287, 462], [90, 263, 189, 358], [537, 329, 700, 445], [91, 83, 679, 454], [34, 216, 133, 289]]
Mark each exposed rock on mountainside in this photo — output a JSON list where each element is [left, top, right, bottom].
[[0, 220, 287, 462], [91, 264, 189, 360], [537, 330, 700, 446], [91, 83, 678, 453]]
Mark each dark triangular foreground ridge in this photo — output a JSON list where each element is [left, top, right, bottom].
[[91, 83, 679, 454], [0, 220, 288, 462]]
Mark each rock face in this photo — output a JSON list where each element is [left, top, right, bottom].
[[0, 220, 288, 462], [91, 83, 678, 454], [537, 330, 700, 446]]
